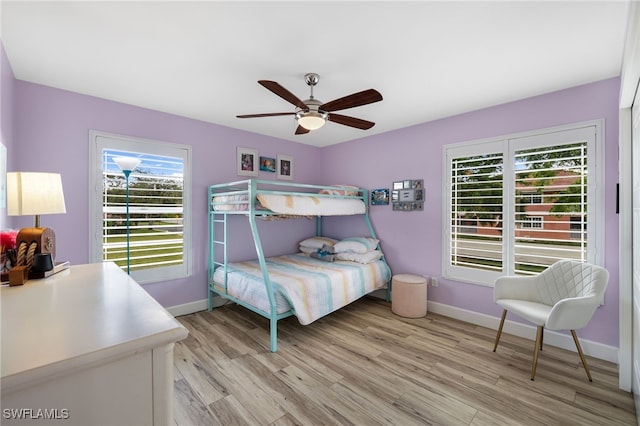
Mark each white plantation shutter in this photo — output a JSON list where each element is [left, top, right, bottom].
[[89, 132, 192, 283], [513, 142, 588, 272], [102, 149, 184, 271], [450, 151, 504, 273], [444, 122, 602, 286]]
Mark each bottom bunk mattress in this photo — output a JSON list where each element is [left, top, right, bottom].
[[211, 253, 391, 325]]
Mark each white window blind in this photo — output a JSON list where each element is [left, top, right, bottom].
[[513, 142, 587, 271], [450, 151, 504, 273], [444, 122, 602, 286], [102, 149, 184, 272], [89, 131, 192, 284]]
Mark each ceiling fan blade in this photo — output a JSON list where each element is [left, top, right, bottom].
[[328, 113, 375, 130], [320, 89, 383, 112], [259, 80, 308, 109], [295, 125, 310, 135], [236, 112, 295, 118]]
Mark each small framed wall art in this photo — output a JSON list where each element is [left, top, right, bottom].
[[0, 142, 6, 208], [277, 154, 293, 180], [392, 179, 424, 211], [259, 156, 276, 173], [371, 188, 389, 205], [237, 147, 258, 177]]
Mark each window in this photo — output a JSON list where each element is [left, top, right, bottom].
[[521, 216, 543, 229], [570, 215, 586, 240], [444, 121, 603, 286], [521, 194, 542, 204], [89, 131, 192, 283]]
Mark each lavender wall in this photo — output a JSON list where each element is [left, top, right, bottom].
[[321, 78, 621, 346], [8, 79, 322, 307]]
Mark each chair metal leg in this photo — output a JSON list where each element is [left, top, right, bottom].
[[493, 309, 507, 352], [531, 326, 544, 380], [571, 330, 592, 382]]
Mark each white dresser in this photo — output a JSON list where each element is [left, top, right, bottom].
[[1, 262, 188, 426]]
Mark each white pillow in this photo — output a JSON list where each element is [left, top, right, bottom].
[[299, 236, 338, 249], [334, 237, 380, 254], [319, 185, 359, 196], [336, 250, 383, 264], [299, 246, 316, 254]]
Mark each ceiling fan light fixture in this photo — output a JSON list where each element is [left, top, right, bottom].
[[296, 110, 327, 130]]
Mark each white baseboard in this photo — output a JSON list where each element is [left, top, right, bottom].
[[166, 295, 242, 317], [167, 295, 234, 317], [165, 298, 618, 363], [427, 301, 618, 363], [166, 299, 208, 317]]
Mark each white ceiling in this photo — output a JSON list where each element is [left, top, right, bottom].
[[0, 1, 630, 147]]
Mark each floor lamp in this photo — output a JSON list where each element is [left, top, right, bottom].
[[114, 157, 140, 274]]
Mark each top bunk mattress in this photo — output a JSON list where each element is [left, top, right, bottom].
[[211, 192, 366, 216], [256, 193, 365, 216]]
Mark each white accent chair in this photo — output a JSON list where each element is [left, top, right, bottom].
[[492, 260, 609, 381]]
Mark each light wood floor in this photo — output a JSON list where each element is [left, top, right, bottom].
[[173, 297, 636, 425]]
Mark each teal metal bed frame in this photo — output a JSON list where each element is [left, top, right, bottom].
[[207, 179, 390, 352]]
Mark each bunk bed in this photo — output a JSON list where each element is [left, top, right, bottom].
[[208, 179, 391, 352]]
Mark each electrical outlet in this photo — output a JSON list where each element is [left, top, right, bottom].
[[431, 277, 438, 287]]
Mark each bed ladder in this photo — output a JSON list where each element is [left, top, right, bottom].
[[208, 208, 228, 311]]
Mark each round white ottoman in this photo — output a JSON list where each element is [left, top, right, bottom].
[[392, 274, 427, 318]]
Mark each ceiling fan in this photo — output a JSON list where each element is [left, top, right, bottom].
[[236, 73, 383, 135]]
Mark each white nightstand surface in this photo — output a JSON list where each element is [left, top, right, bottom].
[[1, 262, 188, 393]]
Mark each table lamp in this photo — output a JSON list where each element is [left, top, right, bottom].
[[7, 172, 66, 268]]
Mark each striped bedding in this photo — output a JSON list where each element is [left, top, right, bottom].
[[212, 253, 391, 325]]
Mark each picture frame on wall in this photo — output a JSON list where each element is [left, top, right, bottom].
[[276, 154, 293, 180], [259, 156, 276, 172], [0, 142, 6, 208], [371, 188, 389, 205], [392, 179, 424, 211], [237, 147, 258, 177]]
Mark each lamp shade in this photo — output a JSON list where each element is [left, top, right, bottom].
[[114, 157, 141, 172], [7, 172, 67, 217]]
